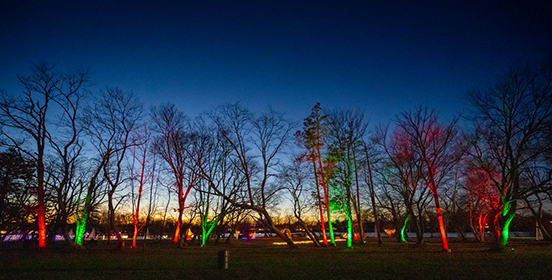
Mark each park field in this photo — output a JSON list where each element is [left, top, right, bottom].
[[1, 238, 552, 280]]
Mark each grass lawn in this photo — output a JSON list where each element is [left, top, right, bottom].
[[1, 237, 552, 280]]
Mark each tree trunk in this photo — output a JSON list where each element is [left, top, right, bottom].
[[174, 208, 183, 246], [297, 219, 320, 247], [524, 197, 552, 240], [311, 155, 328, 245], [352, 149, 364, 243], [36, 155, 47, 248], [497, 201, 516, 250], [435, 202, 449, 251], [108, 191, 125, 250], [317, 148, 335, 246], [365, 148, 382, 244], [414, 215, 424, 245], [263, 210, 297, 249]]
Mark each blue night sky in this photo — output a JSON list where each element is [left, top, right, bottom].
[[1, 0, 551, 125]]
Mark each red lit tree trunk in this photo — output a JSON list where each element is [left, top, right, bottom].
[[174, 180, 193, 247], [130, 132, 151, 248], [433, 194, 449, 250], [317, 151, 335, 245], [36, 157, 46, 248], [313, 160, 327, 245], [173, 180, 184, 243], [151, 104, 194, 247]]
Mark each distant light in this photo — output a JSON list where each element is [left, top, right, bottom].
[[273, 238, 347, 245]]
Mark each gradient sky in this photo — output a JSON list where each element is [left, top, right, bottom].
[[1, 0, 551, 126]]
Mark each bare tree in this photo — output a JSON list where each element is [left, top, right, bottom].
[[0, 62, 90, 248], [128, 124, 154, 248], [209, 103, 298, 248], [186, 118, 238, 246], [463, 164, 500, 243], [142, 154, 160, 246], [395, 107, 462, 252], [325, 108, 368, 248], [373, 124, 432, 244], [151, 103, 196, 247], [362, 143, 382, 243], [85, 87, 143, 249], [467, 58, 552, 250]]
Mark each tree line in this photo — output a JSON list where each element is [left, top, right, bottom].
[[1, 58, 552, 251]]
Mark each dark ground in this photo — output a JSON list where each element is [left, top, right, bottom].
[[1, 237, 551, 280]]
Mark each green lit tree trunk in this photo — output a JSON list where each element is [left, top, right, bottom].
[[199, 183, 222, 247], [201, 215, 221, 247], [400, 215, 409, 242], [74, 178, 93, 246], [345, 154, 354, 249], [74, 178, 94, 246], [498, 202, 516, 249], [75, 157, 106, 247]]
